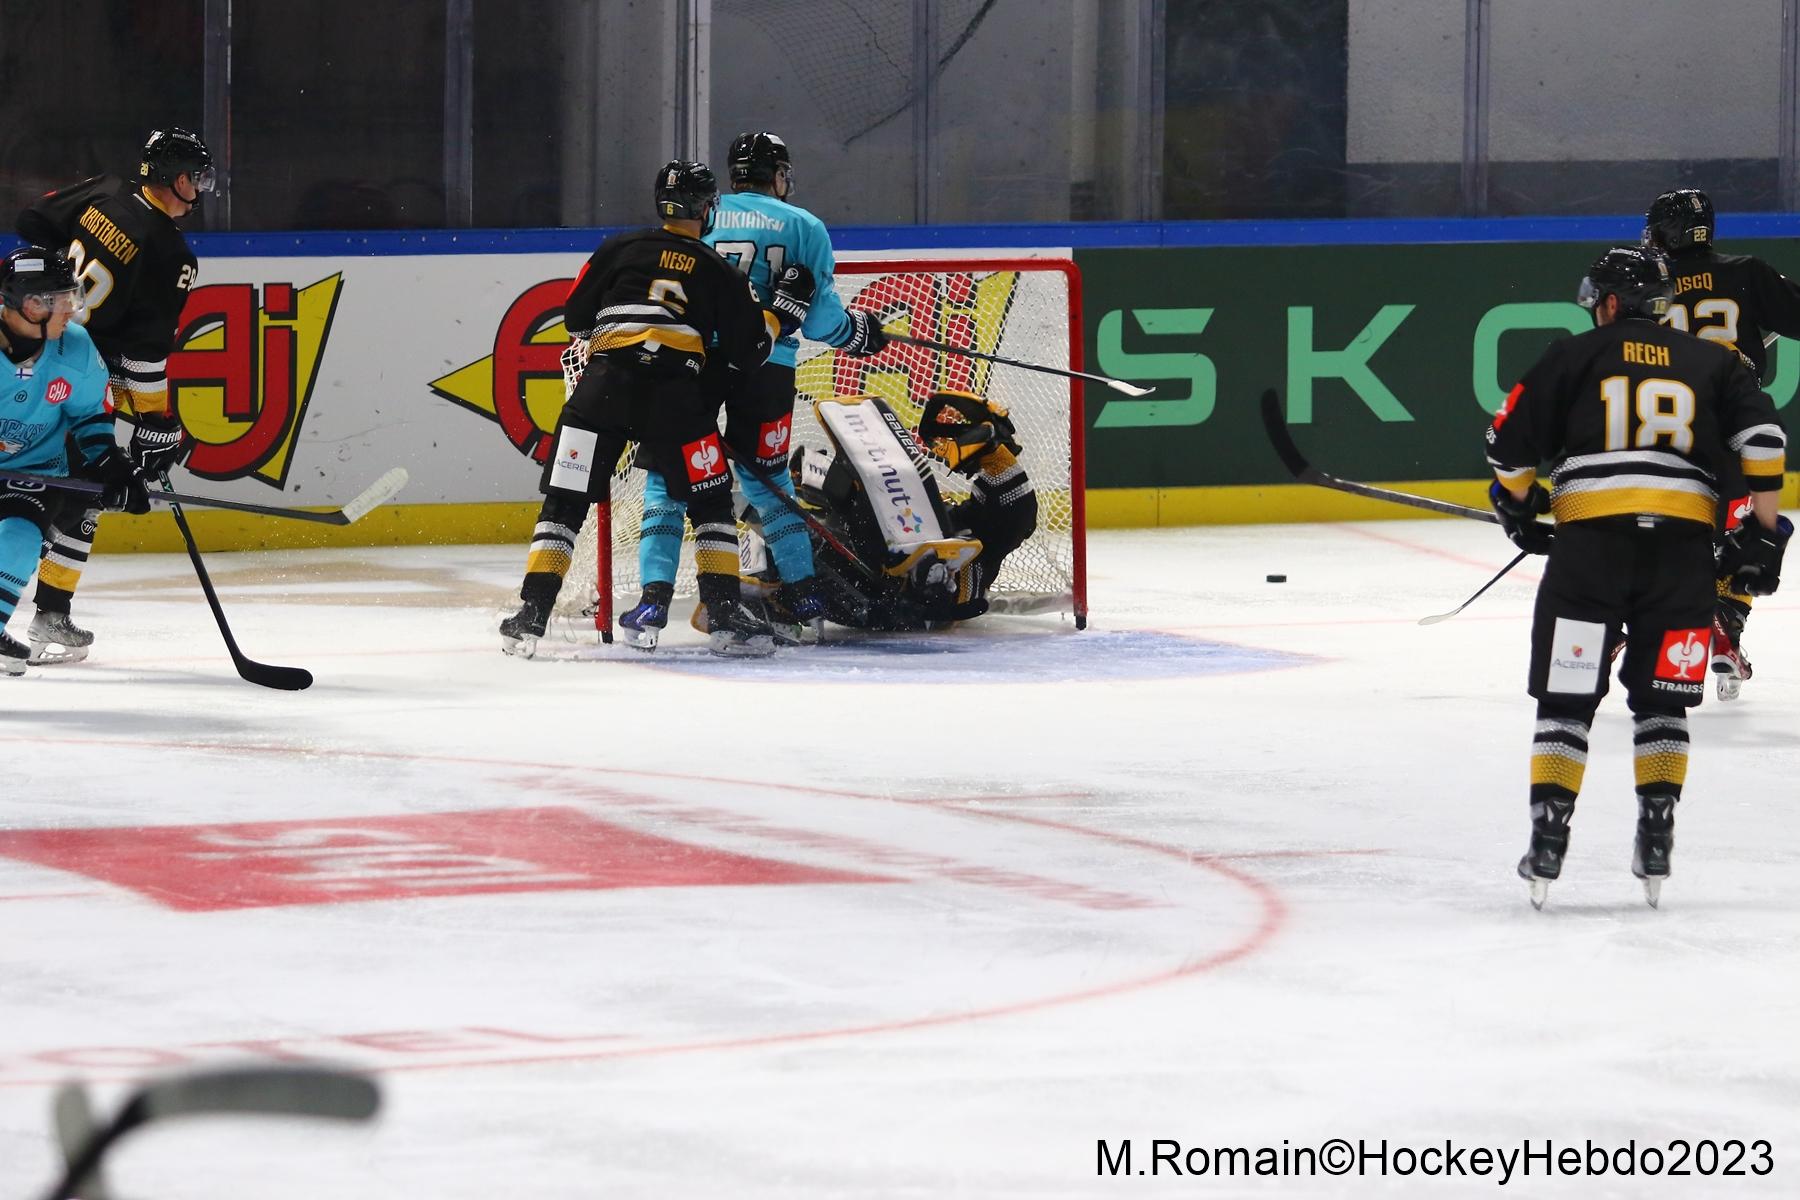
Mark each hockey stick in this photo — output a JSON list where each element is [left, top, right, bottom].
[[1259, 389, 1501, 524], [52, 1083, 113, 1200], [0, 467, 409, 526], [159, 475, 314, 691], [1417, 550, 1531, 625], [40, 1065, 380, 1200], [881, 331, 1157, 396]]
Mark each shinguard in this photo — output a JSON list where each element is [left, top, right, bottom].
[[34, 505, 99, 613], [736, 460, 815, 584], [0, 516, 43, 676], [637, 471, 685, 588], [501, 493, 589, 658]]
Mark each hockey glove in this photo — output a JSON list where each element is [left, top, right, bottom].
[[128, 409, 187, 475], [1720, 515, 1793, 596], [93, 449, 152, 515], [1489, 480, 1555, 554], [930, 423, 998, 472], [842, 309, 888, 357], [769, 263, 815, 336]]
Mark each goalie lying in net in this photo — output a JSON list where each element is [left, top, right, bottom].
[[751, 390, 1038, 631]]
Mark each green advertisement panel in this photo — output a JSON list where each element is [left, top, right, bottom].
[[1074, 242, 1799, 490]]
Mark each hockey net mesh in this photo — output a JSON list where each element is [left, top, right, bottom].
[[554, 258, 1081, 631]]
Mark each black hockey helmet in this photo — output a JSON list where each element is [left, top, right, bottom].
[[1577, 246, 1673, 321], [654, 160, 719, 232], [1642, 189, 1713, 254], [0, 245, 83, 313], [139, 126, 216, 194], [727, 131, 792, 192], [0, 246, 85, 336]]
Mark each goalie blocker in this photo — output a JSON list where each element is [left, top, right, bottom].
[[752, 392, 1038, 631]]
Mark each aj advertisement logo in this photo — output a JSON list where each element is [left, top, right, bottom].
[[428, 272, 1023, 464], [168, 275, 345, 488], [429, 280, 573, 464]]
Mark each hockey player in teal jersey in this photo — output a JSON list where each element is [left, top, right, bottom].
[[620, 131, 887, 649], [0, 247, 150, 674]]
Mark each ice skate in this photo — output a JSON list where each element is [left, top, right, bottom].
[[0, 630, 28, 677], [499, 598, 549, 659], [617, 585, 672, 652], [1710, 609, 1751, 701], [770, 578, 826, 645], [1517, 798, 1574, 910], [704, 599, 777, 658], [26, 610, 93, 665], [1631, 795, 1676, 909]]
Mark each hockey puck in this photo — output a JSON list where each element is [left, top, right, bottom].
[[1266, 574, 1287, 583]]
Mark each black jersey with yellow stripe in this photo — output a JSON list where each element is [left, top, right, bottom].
[[1486, 316, 1786, 527], [16, 174, 198, 416], [1659, 247, 1800, 383], [562, 225, 773, 381]]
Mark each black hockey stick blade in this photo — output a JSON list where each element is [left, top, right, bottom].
[[161, 481, 314, 690], [1417, 549, 1531, 625], [0, 467, 408, 525], [135, 1065, 381, 1122], [1259, 389, 1501, 524], [52, 1083, 113, 1200], [883, 330, 1156, 396], [41, 1067, 378, 1200]]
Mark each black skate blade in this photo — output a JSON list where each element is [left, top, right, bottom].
[[1527, 877, 1550, 910], [1643, 878, 1662, 909]]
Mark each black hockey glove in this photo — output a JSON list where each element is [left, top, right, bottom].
[[1489, 480, 1555, 554], [842, 309, 888, 357], [1719, 515, 1793, 596], [128, 409, 186, 475], [93, 448, 152, 515], [769, 262, 815, 336]]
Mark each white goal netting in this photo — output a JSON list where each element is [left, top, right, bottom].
[[554, 256, 1086, 634]]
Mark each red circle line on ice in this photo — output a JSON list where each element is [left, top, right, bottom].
[[0, 736, 1378, 1086]]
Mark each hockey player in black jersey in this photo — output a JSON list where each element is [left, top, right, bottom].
[[1643, 188, 1800, 698], [499, 160, 795, 658], [1486, 246, 1789, 909], [14, 127, 208, 663]]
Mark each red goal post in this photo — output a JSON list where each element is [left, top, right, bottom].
[[559, 255, 1088, 635]]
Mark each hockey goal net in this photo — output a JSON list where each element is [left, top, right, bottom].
[[554, 256, 1087, 635]]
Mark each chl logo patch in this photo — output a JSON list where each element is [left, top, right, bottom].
[[1655, 627, 1711, 682], [684, 432, 726, 483], [759, 414, 791, 456], [44, 378, 72, 405]]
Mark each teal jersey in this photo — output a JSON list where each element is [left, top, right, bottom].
[[0, 323, 115, 474], [706, 191, 855, 368]]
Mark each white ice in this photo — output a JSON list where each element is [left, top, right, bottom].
[[1, 519, 1795, 1199]]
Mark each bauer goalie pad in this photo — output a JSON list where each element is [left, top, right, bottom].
[[811, 395, 960, 559]]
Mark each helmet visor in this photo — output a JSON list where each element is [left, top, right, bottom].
[[20, 285, 86, 319], [1576, 275, 1601, 310], [189, 164, 217, 194]]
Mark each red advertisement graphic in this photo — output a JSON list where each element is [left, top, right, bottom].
[[167, 274, 344, 487], [1654, 627, 1711, 681], [759, 413, 792, 457], [683, 432, 726, 483], [0, 807, 890, 911]]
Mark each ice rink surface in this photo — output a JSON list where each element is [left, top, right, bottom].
[[1, 519, 1795, 1198]]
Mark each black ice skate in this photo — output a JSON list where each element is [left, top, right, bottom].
[[0, 630, 28, 677], [1631, 794, 1676, 909], [617, 584, 673, 652], [1710, 607, 1751, 701], [703, 599, 776, 658], [499, 598, 550, 659], [27, 610, 93, 665], [1517, 797, 1574, 910], [771, 578, 826, 645]]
